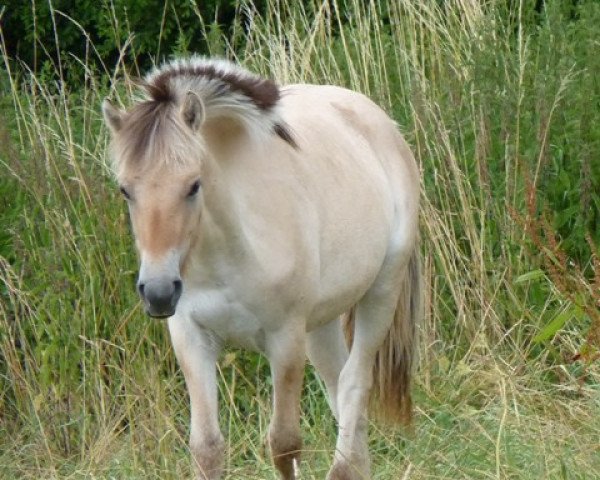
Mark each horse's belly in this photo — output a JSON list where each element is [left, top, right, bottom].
[[307, 231, 390, 329], [304, 194, 392, 329]]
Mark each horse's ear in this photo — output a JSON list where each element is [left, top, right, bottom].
[[102, 98, 124, 133], [181, 91, 205, 132]]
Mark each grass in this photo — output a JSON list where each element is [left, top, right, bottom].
[[1, 0, 599, 478]]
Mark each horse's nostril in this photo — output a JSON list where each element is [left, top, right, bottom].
[[172, 279, 183, 305], [138, 282, 145, 297]]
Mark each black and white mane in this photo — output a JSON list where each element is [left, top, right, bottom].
[[115, 57, 295, 165]]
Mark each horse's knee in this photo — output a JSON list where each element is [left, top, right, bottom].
[[269, 427, 302, 479], [191, 433, 225, 480]]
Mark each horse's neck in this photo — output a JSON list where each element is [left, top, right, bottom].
[[193, 123, 253, 266], [198, 163, 244, 252]]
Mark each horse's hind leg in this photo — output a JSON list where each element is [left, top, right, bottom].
[[307, 319, 349, 421], [266, 323, 306, 480], [327, 264, 407, 480]]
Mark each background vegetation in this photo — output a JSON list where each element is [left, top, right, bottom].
[[1, 0, 599, 478]]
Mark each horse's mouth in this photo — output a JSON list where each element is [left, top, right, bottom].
[[144, 306, 176, 319], [147, 312, 173, 319]]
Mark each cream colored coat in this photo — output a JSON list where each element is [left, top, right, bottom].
[[103, 58, 421, 480]]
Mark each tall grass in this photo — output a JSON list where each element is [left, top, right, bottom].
[[1, 1, 599, 478]]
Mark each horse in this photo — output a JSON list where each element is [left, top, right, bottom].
[[102, 57, 421, 480]]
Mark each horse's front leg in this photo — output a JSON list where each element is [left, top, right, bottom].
[[168, 316, 224, 480], [266, 323, 306, 480]]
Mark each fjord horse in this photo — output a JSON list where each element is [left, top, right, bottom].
[[103, 57, 421, 480]]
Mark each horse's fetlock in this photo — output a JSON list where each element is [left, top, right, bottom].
[[269, 427, 302, 479], [190, 433, 225, 480]]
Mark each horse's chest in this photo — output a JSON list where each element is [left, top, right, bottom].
[[176, 287, 270, 351]]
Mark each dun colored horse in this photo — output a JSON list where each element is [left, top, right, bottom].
[[103, 57, 421, 480]]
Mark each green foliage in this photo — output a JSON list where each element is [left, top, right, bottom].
[[0, 0, 599, 478], [1, 0, 245, 77]]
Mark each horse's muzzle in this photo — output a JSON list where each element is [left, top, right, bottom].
[[138, 278, 182, 318]]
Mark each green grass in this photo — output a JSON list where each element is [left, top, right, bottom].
[[2, 361, 598, 479], [1, 0, 599, 478]]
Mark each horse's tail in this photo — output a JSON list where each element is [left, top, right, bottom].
[[375, 243, 422, 424], [344, 243, 422, 425]]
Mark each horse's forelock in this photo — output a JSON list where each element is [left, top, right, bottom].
[[111, 101, 203, 177], [120, 100, 171, 162], [143, 79, 175, 103]]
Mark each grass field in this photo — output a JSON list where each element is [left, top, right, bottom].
[[1, 1, 599, 478]]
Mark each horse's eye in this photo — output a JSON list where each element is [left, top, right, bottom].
[[119, 186, 131, 200], [187, 180, 201, 198]]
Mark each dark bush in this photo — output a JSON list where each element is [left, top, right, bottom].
[[0, 0, 257, 77]]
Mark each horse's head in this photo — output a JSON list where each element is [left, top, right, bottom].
[[103, 59, 291, 318], [103, 92, 206, 318]]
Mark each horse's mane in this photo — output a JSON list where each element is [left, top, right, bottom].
[[145, 57, 281, 110], [116, 57, 295, 167]]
